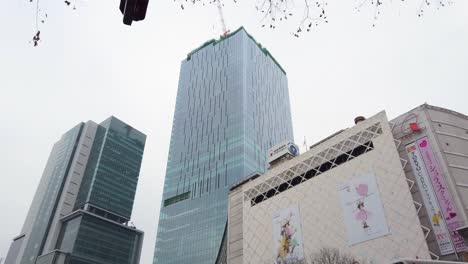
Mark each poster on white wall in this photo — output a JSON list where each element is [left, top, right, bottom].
[[272, 205, 305, 264], [339, 173, 390, 246]]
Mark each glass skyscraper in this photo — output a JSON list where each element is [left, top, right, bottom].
[[5, 117, 146, 264], [153, 27, 294, 264]]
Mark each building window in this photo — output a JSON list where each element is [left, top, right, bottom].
[[250, 141, 374, 206], [244, 122, 383, 206]]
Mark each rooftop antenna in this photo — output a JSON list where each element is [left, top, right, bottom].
[[216, 0, 230, 36]]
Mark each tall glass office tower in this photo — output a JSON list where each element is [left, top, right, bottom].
[[153, 27, 294, 264], [5, 117, 146, 264]]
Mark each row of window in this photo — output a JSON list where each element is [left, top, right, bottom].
[[251, 141, 375, 206]]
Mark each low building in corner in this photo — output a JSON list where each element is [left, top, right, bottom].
[[227, 111, 431, 263], [391, 104, 468, 261], [226, 104, 468, 263]]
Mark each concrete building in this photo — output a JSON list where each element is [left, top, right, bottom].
[[227, 111, 432, 263], [153, 27, 294, 264], [5, 117, 146, 264], [226, 104, 468, 263], [391, 104, 468, 261]]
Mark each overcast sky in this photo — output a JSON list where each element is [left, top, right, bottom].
[[1, 0, 467, 263]]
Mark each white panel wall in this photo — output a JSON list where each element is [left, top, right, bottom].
[[391, 104, 468, 260], [229, 112, 431, 264]]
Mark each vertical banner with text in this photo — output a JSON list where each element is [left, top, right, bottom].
[[406, 141, 455, 255], [416, 137, 466, 252]]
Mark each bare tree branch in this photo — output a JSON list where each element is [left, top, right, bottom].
[[309, 247, 367, 264], [170, 0, 453, 37]]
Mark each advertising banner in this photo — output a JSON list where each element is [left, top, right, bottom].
[[269, 142, 299, 164], [272, 205, 305, 264], [416, 137, 466, 252], [339, 173, 390, 246], [406, 142, 455, 255]]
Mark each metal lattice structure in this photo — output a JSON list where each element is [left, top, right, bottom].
[[228, 111, 432, 264], [244, 122, 382, 206]]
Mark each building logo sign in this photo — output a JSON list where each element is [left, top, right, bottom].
[[272, 205, 305, 264], [414, 137, 466, 252], [406, 141, 455, 255], [339, 173, 390, 246], [268, 142, 299, 164], [288, 144, 299, 156]]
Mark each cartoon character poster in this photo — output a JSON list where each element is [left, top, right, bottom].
[[339, 173, 390, 246], [272, 205, 305, 264]]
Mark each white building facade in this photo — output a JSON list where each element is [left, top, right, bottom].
[[227, 111, 432, 264], [391, 104, 468, 261]]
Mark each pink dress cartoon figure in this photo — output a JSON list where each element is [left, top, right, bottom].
[[355, 184, 370, 229]]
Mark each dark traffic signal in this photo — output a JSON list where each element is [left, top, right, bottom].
[[120, 0, 149, 25]]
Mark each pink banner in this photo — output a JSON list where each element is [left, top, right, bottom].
[[417, 137, 466, 252]]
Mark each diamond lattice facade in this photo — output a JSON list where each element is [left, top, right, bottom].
[[227, 111, 432, 263]]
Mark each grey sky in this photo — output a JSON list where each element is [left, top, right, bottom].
[[1, 0, 467, 263]]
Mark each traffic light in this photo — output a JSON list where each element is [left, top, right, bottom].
[[120, 0, 149, 25]]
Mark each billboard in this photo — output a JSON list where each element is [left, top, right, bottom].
[[268, 142, 299, 164], [406, 141, 455, 255], [339, 173, 390, 246], [272, 205, 305, 264], [415, 137, 466, 252]]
